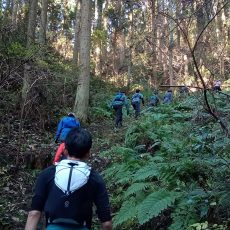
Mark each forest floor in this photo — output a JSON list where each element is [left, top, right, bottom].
[[0, 112, 130, 229]]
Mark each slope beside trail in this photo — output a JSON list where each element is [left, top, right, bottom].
[[0, 115, 129, 229], [88, 118, 129, 171]]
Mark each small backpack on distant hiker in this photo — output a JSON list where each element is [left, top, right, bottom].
[[149, 95, 159, 106], [112, 93, 125, 109]]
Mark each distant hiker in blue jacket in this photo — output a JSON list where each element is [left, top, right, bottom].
[[131, 89, 144, 118], [149, 92, 159, 107], [111, 91, 129, 129], [163, 89, 173, 104], [55, 112, 80, 143]]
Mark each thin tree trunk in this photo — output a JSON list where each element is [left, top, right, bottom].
[[27, 0, 38, 47], [150, 0, 156, 64], [101, 0, 109, 79], [184, 54, 189, 80], [94, 0, 103, 75], [0, 0, 2, 17], [11, 0, 19, 25], [4, 0, 11, 19], [73, 0, 81, 66], [74, 0, 92, 122], [39, 0, 48, 46], [22, 0, 38, 102], [195, 1, 205, 65]]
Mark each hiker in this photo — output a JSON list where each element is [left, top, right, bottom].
[[111, 91, 129, 128], [179, 85, 189, 96], [131, 89, 144, 118], [213, 80, 222, 92], [149, 92, 159, 107], [25, 127, 112, 230], [163, 89, 173, 104], [55, 112, 80, 143], [54, 113, 80, 163]]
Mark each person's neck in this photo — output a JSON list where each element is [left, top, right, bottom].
[[67, 156, 87, 162], [67, 156, 81, 161]]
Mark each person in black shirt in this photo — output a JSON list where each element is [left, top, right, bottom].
[[25, 127, 112, 230]]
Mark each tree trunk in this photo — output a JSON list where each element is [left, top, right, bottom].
[[0, 0, 2, 16], [39, 0, 48, 46], [3, 0, 11, 19], [11, 0, 19, 25], [168, 15, 174, 87], [73, 0, 81, 66], [74, 0, 92, 123], [195, 1, 205, 65], [176, 1, 180, 47], [22, 0, 38, 103], [150, 0, 156, 64], [27, 0, 38, 47], [94, 0, 103, 75], [101, 0, 109, 79], [184, 54, 189, 80]]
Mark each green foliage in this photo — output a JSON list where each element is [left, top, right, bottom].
[[92, 29, 107, 45], [123, 182, 153, 198], [137, 190, 178, 225], [113, 198, 137, 227], [90, 107, 112, 119], [6, 42, 27, 58], [133, 163, 159, 182], [102, 94, 230, 229]]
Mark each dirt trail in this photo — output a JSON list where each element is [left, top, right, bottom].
[[87, 118, 128, 171], [0, 116, 130, 229]]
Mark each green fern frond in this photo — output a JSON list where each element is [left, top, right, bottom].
[[169, 198, 199, 230], [102, 163, 126, 180], [113, 199, 137, 227], [116, 170, 133, 185], [137, 190, 178, 225], [124, 182, 153, 198], [168, 216, 187, 230], [133, 164, 159, 182], [219, 191, 230, 208]]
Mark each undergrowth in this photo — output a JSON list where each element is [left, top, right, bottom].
[[101, 93, 230, 230]]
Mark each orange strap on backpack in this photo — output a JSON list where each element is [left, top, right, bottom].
[[53, 143, 67, 164]]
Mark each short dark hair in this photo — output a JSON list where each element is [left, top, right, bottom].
[[65, 127, 92, 158], [136, 89, 140, 93], [67, 112, 75, 117]]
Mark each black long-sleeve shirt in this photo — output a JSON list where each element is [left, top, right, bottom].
[[30, 165, 111, 229]]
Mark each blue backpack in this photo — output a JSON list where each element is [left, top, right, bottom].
[[150, 95, 159, 106], [132, 93, 141, 104], [112, 94, 124, 109]]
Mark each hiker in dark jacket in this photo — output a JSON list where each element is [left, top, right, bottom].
[[55, 112, 80, 143], [163, 90, 173, 104], [149, 92, 159, 107], [179, 85, 189, 97], [25, 127, 112, 230], [111, 91, 129, 128], [131, 89, 144, 118]]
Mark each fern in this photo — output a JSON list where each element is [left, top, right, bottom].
[[113, 199, 137, 227], [103, 93, 230, 229], [218, 191, 230, 208], [102, 163, 124, 180], [124, 182, 153, 198], [133, 163, 159, 182], [169, 199, 199, 230], [137, 190, 178, 225]]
